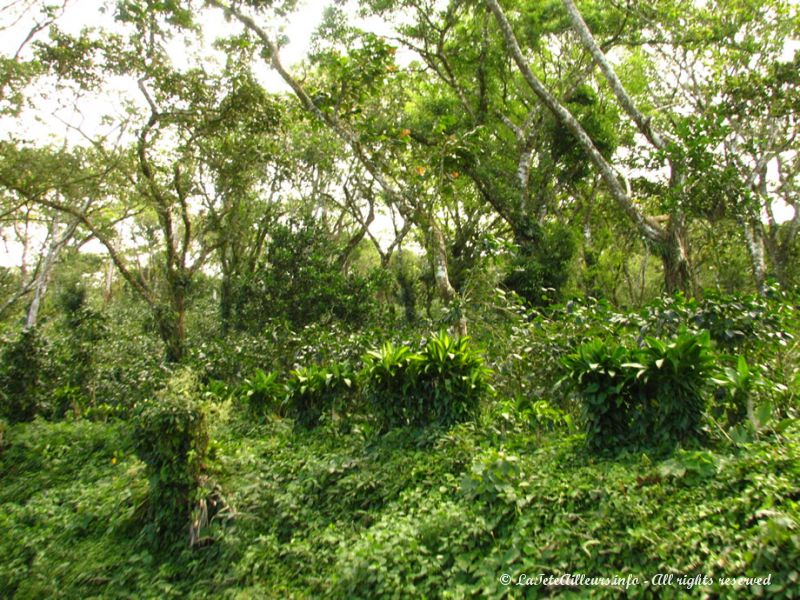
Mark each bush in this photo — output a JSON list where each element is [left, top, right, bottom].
[[635, 331, 716, 446], [363, 332, 491, 430], [503, 222, 576, 307], [239, 369, 284, 419], [131, 370, 209, 545], [284, 362, 355, 429], [416, 332, 492, 427], [363, 342, 420, 430], [0, 328, 45, 423], [563, 330, 715, 452], [229, 215, 387, 332]]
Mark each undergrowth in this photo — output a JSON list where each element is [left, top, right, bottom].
[[1, 414, 797, 598]]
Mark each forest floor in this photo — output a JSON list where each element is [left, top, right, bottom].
[[1, 412, 798, 599]]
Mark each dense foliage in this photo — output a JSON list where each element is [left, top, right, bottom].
[[1, 0, 799, 596], [132, 370, 209, 546], [564, 330, 716, 452]]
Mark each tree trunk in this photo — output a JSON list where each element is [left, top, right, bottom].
[[662, 213, 692, 294], [430, 221, 467, 337], [103, 259, 114, 304], [741, 217, 768, 294], [25, 215, 75, 329], [158, 279, 187, 363]]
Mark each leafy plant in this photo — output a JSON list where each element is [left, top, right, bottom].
[[563, 330, 715, 452], [562, 339, 637, 451], [0, 328, 45, 423], [712, 355, 790, 434], [131, 369, 209, 546], [363, 332, 491, 430], [362, 342, 421, 430], [239, 369, 284, 418], [635, 330, 716, 445], [284, 362, 355, 429], [415, 331, 492, 427]]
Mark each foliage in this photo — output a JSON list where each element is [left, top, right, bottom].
[[50, 281, 107, 418], [711, 355, 790, 432], [503, 222, 577, 307], [363, 341, 421, 430], [284, 362, 356, 429], [363, 332, 491, 430], [131, 369, 209, 545], [563, 330, 716, 452], [239, 368, 284, 419], [0, 328, 45, 423], [230, 215, 386, 332], [415, 331, 493, 427], [2, 404, 799, 598]]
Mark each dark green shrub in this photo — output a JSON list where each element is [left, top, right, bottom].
[[563, 330, 715, 452], [230, 215, 386, 331], [710, 355, 790, 433], [239, 369, 284, 418], [562, 339, 637, 451], [284, 362, 355, 429], [416, 332, 492, 427], [363, 342, 421, 430], [635, 331, 716, 445], [132, 370, 209, 545], [503, 222, 576, 307], [363, 332, 491, 430], [0, 329, 44, 423], [50, 282, 107, 417]]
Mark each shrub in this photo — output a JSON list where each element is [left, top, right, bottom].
[[562, 339, 637, 451], [229, 215, 387, 332], [635, 331, 716, 445], [711, 355, 790, 431], [284, 362, 355, 429], [416, 332, 492, 427], [0, 328, 45, 423], [563, 330, 715, 452], [363, 332, 491, 430], [503, 222, 577, 307], [131, 370, 209, 545], [239, 369, 284, 419], [363, 342, 421, 430]]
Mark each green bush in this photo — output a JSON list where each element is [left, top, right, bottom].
[[363, 342, 421, 430], [363, 332, 491, 430], [0, 328, 45, 423], [284, 362, 355, 429], [562, 339, 636, 451], [131, 370, 209, 545], [239, 369, 284, 419], [503, 222, 577, 307], [635, 331, 716, 446], [416, 332, 492, 427], [563, 330, 715, 452]]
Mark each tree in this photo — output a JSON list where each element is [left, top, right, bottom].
[[207, 0, 469, 334]]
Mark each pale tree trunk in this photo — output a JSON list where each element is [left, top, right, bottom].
[[741, 217, 768, 294], [25, 214, 79, 329], [103, 258, 114, 304], [558, 0, 695, 294], [485, 0, 667, 249], [430, 219, 467, 337]]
